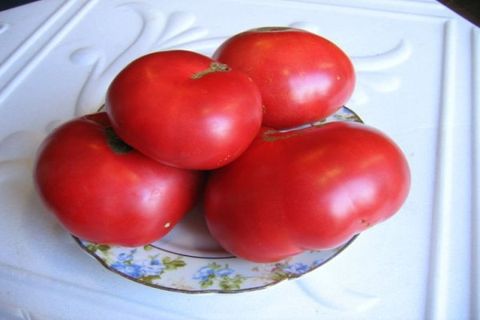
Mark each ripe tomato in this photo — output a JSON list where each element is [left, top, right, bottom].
[[34, 112, 203, 246], [205, 122, 410, 262], [214, 27, 355, 129], [106, 50, 263, 170]]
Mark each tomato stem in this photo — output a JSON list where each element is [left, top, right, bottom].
[[252, 26, 292, 32], [192, 62, 230, 79]]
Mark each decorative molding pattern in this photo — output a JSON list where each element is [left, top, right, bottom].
[[470, 26, 479, 320], [0, 303, 35, 320], [424, 18, 455, 320], [0, 0, 99, 105], [0, 262, 192, 320], [275, 0, 451, 21], [157, 0, 452, 34], [424, 19, 474, 319], [353, 40, 412, 72], [0, 1, 76, 77], [351, 40, 412, 105], [0, 22, 9, 34]]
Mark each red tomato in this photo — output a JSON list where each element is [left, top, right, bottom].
[[34, 113, 203, 246], [205, 122, 410, 262], [106, 50, 263, 170], [214, 27, 355, 129]]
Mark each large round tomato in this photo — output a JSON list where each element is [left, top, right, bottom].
[[214, 27, 355, 129], [34, 112, 203, 246], [205, 122, 410, 262], [106, 50, 263, 170]]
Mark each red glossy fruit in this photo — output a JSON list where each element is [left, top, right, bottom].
[[205, 122, 410, 262], [214, 27, 355, 129], [106, 50, 263, 170], [34, 112, 203, 246]]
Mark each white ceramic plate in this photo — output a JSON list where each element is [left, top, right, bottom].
[[75, 106, 362, 293]]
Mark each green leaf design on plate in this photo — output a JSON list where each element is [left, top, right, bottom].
[[200, 278, 215, 289], [194, 262, 244, 290], [208, 262, 222, 270], [139, 275, 162, 284], [270, 263, 291, 282], [86, 244, 97, 253], [85, 243, 110, 253], [97, 244, 110, 252], [219, 274, 245, 291], [271, 270, 289, 282], [162, 257, 186, 270]]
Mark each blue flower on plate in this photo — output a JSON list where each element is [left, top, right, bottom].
[[117, 251, 135, 263], [215, 267, 234, 277], [193, 266, 215, 281], [283, 262, 310, 275], [312, 258, 326, 268], [141, 259, 165, 277], [193, 263, 243, 290], [111, 262, 143, 278]]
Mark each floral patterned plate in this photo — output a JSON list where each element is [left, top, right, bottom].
[[75, 106, 362, 293]]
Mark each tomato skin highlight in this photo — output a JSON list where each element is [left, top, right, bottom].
[[214, 27, 355, 129], [106, 50, 263, 170], [34, 112, 203, 246], [204, 122, 410, 262]]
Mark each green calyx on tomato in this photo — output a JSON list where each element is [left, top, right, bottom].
[[252, 26, 295, 32], [105, 127, 132, 154]]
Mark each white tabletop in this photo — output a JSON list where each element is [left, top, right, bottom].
[[0, 0, 478, 319]]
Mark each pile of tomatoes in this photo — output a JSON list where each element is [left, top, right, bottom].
[[34, 27, 410, 263]]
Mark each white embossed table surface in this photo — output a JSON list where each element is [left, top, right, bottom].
[[0, 0, 478, 319]]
